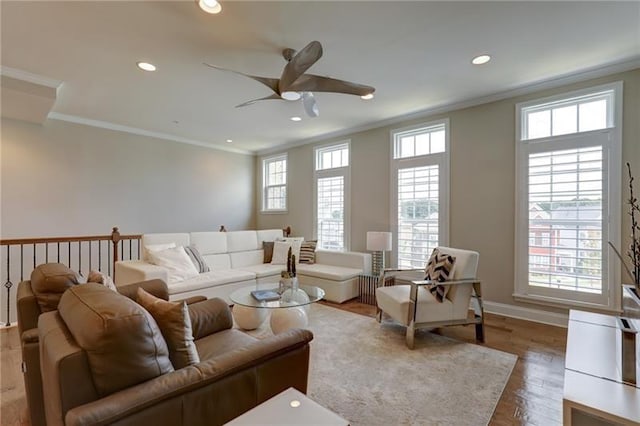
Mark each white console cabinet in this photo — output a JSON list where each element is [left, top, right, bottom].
[[564, 310, 640, 425]]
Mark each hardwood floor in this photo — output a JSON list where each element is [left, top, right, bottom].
[[322, 300, 567, 426], [0, 301, 567, 426]]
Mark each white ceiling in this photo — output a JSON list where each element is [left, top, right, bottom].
[[2, 1, 639, 153]]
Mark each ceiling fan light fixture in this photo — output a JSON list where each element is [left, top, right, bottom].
[[226, 139, 232, 143], [290, 116, 302, 122], [471, 54, 491, 65], [136, 62, 156, 72], [361, 93, 374, 100], [281, 91, 301, 101], [198, 0, 222, 14]]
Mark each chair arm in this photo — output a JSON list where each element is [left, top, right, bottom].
[[114, 260, 168, 286], [410, 278, 480, 287], [187, 297, 233, 339], [116, 279, 169, 301], [64, 329, 314, 426]]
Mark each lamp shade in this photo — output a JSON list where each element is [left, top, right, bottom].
[[366, 231, 392, 251]]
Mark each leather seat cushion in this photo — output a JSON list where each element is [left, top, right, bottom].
[[237, 263, 284, 278], [376, 285, 454, 326], [31, 263, 81, 312], [295, 264, 361, 281], [58, 283, 174, 397], [168, 270, 256, 294], [195, 329, 258, 361]]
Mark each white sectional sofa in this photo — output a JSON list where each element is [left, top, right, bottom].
[[115, 229, 371, 303]]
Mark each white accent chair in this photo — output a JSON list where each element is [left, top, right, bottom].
[[375, 247, 484, 349]]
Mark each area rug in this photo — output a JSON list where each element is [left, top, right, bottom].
[[245, 304, 517, 426]]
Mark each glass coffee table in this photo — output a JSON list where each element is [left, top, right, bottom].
[[230, 284, 325, 334]]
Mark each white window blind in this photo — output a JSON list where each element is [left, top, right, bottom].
[[397, 165, 440, 268], [314, 141, 350, 251], [317, 176, 345, 250], [262, 155, 287, 211], [515, 82, 621, 310], [528, 146, 604, 293]]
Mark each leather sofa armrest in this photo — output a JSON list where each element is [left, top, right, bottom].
[[187, 298, 233, 339], [17, 281, 41, 335], [64, 329, 314, 426], [114, 260, 168, 287], [22, 327, 39, 344], [116, 279, 169, 301], [178, 295, 208, 305]]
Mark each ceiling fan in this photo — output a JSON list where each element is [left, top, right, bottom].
[[204, 41, 375, 118]]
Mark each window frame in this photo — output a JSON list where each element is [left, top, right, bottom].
[[261, 153, 288, 214], [313, 141, 351, 251], [514, 81, 622, 312], [390, 119, 451, 268]]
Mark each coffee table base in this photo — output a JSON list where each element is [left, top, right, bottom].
[[233, 305, 268, 330], [270, 307, 308, 334]]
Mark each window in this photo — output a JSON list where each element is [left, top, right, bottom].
[[392, 121, 449, 268], [314, 142, 350, 250], [262, 154, 287, 212], [515, 82, 622, 310]]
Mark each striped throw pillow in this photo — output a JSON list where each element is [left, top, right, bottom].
[[424, 248, 456, 302], [299, 241, 317, 264], [184, 245, 210, 273]]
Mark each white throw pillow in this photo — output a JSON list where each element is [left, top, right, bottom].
[[271, 240, 303, 265], [271, 241, 291, 265], [145, 242, 177, 260], [148, 246, 199, 284]]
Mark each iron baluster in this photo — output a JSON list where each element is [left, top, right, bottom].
[[20, 245, 24, 281], [78, 241, 82, 277], [5, 248, 12, 326], [57, 242, 60, 262], [33, 243, 36, 269], [98, 242, 102, 272]]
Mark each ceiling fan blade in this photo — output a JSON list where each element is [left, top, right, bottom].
[[279, 41, 323, 91], [289, 74, 374, 97], [204, 63, 280, 94], [302, 92, 319, 118], [235, 93, 281, 108]]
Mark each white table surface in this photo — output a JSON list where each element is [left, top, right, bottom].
[[225, 387, 349, 426]]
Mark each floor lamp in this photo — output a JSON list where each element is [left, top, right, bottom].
[[366, 231, 392, 276]]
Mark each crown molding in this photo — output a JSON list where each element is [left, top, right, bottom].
[[47, 113, 252, 155], [256, 57, 640, 156], [0, 66, 62, 89]]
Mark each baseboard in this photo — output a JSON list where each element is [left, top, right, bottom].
[[483, 301, 568, 328]]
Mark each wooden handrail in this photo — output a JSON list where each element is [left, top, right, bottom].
[[0, 229, 142, 246]]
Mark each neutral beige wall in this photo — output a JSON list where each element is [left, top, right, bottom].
[[257, 68, 640, 309], [1, 118, 256, 238]]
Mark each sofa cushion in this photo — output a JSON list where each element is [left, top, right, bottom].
[[230, 250, 264, 268], [58, 283, 174, 397], [226, 231, 259, 252], [167, 270, 256, 294], [295, 264, 362, 281], [238, 263, 285, 279], [31, 263, 81, 312], [87, 270, 117, 292], [137, 288, 200, 369], [148, 246, 200, 283], [202, 253, 232, 270], [195, 328, 258, 361], [190, 232, 228, 255]]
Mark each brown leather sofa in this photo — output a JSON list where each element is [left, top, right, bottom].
[[17, 263, 176, 426], [37, 281, 313, 425]]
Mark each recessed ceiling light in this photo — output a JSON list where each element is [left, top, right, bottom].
[[136, 62, 156, 72], [290, 400, 301, 408], [290, 116, 302, 122], [281, 91, 301, 101], [471, 55, 491, 65], [226, 139, 232, 143], [361, 93, 374, 100], [198, 0, 222, 14]]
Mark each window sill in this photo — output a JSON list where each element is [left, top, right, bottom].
[[260, 209, 288, 215], [512, 293, 621, 315]]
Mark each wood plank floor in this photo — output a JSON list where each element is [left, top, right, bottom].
[[0, 301, 567, 426]]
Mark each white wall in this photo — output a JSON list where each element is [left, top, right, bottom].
[[1, 118, 256, 237], [257, 68, 640, 312]]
